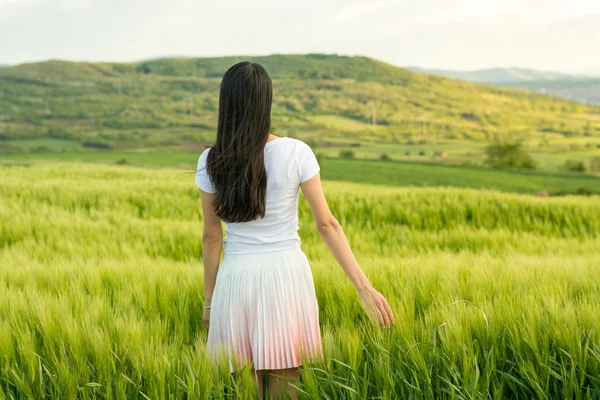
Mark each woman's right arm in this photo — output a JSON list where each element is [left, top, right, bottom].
[[300, 173, 395, 328]]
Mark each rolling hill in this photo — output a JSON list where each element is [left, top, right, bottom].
[[1, 54, 599, 153]]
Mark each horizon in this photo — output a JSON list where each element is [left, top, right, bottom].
[[2, 53, 599, 77]]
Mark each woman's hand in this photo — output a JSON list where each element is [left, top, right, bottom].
[[301, 174, 395, 329], [202, 300, 211, 330], [358, 286, 395, 328]]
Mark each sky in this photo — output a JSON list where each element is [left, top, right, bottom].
[[1, 0, 599, 74]]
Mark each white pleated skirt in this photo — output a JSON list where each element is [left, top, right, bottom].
[[206, 245, 324, 373]]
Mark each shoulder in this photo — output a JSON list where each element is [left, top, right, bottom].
[[195, 147, 217, 193], [197, 147, 211, 167], [279, 138, 315, 168], [283, 138, 320, 182], [283, 137, 312, 155]]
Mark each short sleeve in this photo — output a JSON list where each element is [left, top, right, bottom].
[[195, 148, 217, 193], [298, 141, 320, 183]]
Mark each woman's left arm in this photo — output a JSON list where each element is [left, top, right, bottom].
[[199, 189, 223, 322]]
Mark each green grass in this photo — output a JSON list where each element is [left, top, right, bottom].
[[0, 150, 197, 166], [320, 157, 600, 193], [1, 163, 599, 398], [5, 138, 82, 150], [311, 138, 600, 172], [5, 134, 600, 174], [2, 151, 599, 194], [310, 115, 383, 132]]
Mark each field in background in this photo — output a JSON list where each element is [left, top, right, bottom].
[[4, 135, 600, 172], [2, 153, 599, 195], [1, 163, 599, 398]]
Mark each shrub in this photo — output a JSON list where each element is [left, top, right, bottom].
[[115, 158, 129, 165], [484, 140, 536, 170], [136, 63, 151, 74], [30, 146, 51, 153], [349, 143, 361, 147], [380, 153, 390, 161], [83, 140, 111, 150], [563, 159, 586, 173], [550, 187, 599, 197], [405, 151, 410, 156], [418, 151, 426, 156], [339, 150, 355, 159]]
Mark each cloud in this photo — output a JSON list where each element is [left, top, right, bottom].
[[61, 0, 89, 10], [0, 0, 40, 11], [0, 0, 32, 5], [0, 0, 598, 72], [331, 0, 391, 24]]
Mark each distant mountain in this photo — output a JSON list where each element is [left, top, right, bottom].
[[407, 66, 599, 105], [510, 79, 600, 106], [405, 67, 591, 84]]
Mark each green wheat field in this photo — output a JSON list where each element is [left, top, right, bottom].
[[1, 162, 599, 399]]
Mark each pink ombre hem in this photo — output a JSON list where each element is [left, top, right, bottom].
[[206, 246, 324, 373]]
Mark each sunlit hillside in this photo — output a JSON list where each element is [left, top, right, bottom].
[[1, 54, 599, 153]]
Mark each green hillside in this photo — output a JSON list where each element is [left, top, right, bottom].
[[2, 54, 600, 154]]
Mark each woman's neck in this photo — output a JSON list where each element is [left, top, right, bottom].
[[266, 134, 279, 143]]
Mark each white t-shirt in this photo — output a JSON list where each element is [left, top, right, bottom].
[[195, 137, 320, 254]]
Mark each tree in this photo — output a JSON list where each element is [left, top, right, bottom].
[[584, 122, 593, 136], [563, 159, 586, 173], [339, 150, 355, 159], [485, 140, 536, 170]]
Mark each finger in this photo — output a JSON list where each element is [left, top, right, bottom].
[[363, 298, 378, 324], [377, 301, 391, 328], [382, 298, 395, 325], [373, 303, 385, 328]]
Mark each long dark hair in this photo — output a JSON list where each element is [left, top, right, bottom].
[[204, 61, 273, 223]]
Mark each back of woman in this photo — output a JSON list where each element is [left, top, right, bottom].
[[196, 136, 320, 254], [195, 61, 394, 399]]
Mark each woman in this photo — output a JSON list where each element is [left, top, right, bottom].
[[195, 61, 395, 399]]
